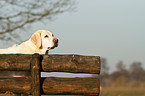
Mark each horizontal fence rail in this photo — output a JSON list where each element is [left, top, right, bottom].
[[0, 54, 100, 74], [42, 55, 100, 74], [0, 77, 31, 94], [0, 54, 31, 71], [0, 77, 100, 95], [0, 54, 100, 96], [43, 77, 100, 95]]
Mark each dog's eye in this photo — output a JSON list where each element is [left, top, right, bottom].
[[44, 35, 48, 38]]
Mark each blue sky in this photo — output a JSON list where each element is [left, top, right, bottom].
[[1, 0, 145, 72]]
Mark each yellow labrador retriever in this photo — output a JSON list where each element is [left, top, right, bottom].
[[0, 30, 58, 96], [0, 30, 58, 54]]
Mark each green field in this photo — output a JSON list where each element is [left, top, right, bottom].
[[0, 95, 5, 96]]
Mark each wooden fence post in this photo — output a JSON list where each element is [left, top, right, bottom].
[[31, 54, 41, 96]]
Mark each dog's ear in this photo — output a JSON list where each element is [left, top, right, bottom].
[[30, 31, 42, 49]]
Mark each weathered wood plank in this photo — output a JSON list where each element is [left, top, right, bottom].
[[42, 77, 100, 96], [0, 54, 100, 96], [0, 54, 100, 74], [0, 54, 31, 71], [0, 77, 100, 96], [31, 55, 41, 96], [42, 54, 100, 74], [0, 77, 31, 94]]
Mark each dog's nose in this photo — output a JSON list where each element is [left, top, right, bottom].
[[53, 38, 58, 43]]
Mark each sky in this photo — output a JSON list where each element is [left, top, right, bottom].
[[0, 0, 145, 73], [42, 0, 145, 72]]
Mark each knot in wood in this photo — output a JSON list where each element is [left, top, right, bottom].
[[33, 66, 36, 69], [2, 62, 10, 68]]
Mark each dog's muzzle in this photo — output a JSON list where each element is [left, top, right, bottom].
[[51, 38, 58, 49]]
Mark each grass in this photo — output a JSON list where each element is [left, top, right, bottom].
[[0, 95, 5, 96], [100, 87, 145, 96]]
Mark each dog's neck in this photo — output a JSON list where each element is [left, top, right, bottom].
[[25, 40, 41, 54], [28, 40, 49, 54], [25, 40, 49, 54]]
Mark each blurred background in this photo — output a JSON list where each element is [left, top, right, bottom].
[[0, 0, 145, 96]]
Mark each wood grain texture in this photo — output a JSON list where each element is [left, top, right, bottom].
[[0, 77, 31, 94], [42, 54, 100, 74], [43, 77, 100, 96], [0, 54, 100, 95], [31, 55, 41, 96], [0, 54, 100, 74], [0, 54, 31, 71], [0, 77, 100, 96]]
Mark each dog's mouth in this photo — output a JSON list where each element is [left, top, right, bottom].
[[47, 38, 58, 51], [45, 38, 58, 55], [46, 44, 58, 54], [51, 43, 58, 49], [50, 38, 58, 49], [47, 43, 58, 50]]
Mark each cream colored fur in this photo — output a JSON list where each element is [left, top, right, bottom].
[[0, 30, 58, 54]]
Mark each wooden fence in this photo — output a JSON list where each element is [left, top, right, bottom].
[[0, 54, 100, 96]]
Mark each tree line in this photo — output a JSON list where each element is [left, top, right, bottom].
[[99, 58, 145, 88]]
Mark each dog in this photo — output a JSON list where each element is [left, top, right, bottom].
[[0, 30, 58, 96], [0, 30, 58, 54]]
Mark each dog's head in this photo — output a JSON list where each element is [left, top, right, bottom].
[[30, 30, 58, 51]]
